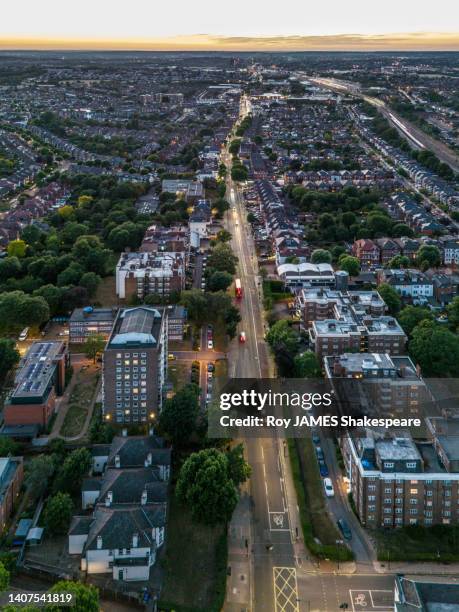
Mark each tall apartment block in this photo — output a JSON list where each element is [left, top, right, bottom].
[[102, 307, 167, 425]]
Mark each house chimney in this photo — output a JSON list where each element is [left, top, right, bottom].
[[115, 454, 120, 469], [141, 489, 148, 505], [105, 490, 113, 507], [97, 535, 103, 550], [132, 533, 139, 548]]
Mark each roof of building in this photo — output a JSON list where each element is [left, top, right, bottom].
[[109, 307, 163, 347]]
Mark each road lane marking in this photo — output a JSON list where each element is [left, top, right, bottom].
[[349, 589, 393, 611], [273, 567, 299, 612]]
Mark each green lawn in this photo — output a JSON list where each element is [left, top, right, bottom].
[[159, 493, 227, 612], [168, 362, 190, 392], [59, 368, 99, 438]]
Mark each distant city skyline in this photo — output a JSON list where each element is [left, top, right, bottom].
[[1, 0, 458, 51]]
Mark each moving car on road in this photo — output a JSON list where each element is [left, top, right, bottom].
[[239, 331, 246, 343]]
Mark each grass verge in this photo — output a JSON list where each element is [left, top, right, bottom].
[[377, 524, 459, 562], [288, 438, 353, 561], [158, 493, 227, 612]]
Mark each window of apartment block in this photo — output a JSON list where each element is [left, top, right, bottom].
[[384, 498, 391, 504], [410, 488, 418, 494], [384, 488, 392, 494], [384, 462, 394, 469]]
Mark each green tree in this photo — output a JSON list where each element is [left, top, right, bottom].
[[7, 239, 27, 258], [0, 560, 10, 593], [25, 455, 55, 501], [216, 229, 232, 243], [57, 262, 84, 287], [83, 334, 105, 363], [0, 291, 49, 329], [43, 492, 73, 535], [159, 384, 200, 447], [207, 243, 237, 275], [338, 255, 360, 277], [311, 249, 332, 264], [0, 338, 19, 380], [231, 165, 248, 182], [0, 257, 21, 282], [377, 283, 402, 315], [180, 289, 208, 326], [47, 580, 99, 612], [366, 212, 392, 236], [79, 272, 101, 296], [446, 296, 459, 332], [266, 320, 298, 355], [416, 245, 441, 271], [208, 270, 233, 292], [387, 255, 410, 269], [226, 444, 251, 486], [33, 285, 64, 316], [398, 306, 433, 337], [293, 351, 322, 377], [409, 320, 459, 377], [0, 438, 19, 457], [53, 448, 92, 495], [176, 448, 238, 525]]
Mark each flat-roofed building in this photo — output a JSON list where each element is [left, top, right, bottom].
[[342, 426, 459, 528], [325, 353, 428, 418], [69, 308, 117, 344], [296, 288, 386, 329], [4, 341, 68, 429], [116, 252, 185, 301], [102, 307, 167, 425]]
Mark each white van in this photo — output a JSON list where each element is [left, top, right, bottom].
[[323, 478, 335, 497]]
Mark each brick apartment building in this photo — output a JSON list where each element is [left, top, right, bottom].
[[296, 288, 386, 330], [0, 456, 24, 530], [115, 252, 185, 301], [341, 426, 459, 528], [4, 341, 68, 430], [102, 307, 167, 425]]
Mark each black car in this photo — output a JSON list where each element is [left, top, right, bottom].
[[337, 518, 352, 540]]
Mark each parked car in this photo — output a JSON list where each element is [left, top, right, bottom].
[[18, 327, 29, 341], [312, 433, 321, 445], [207, 340, 213, 350], [318, 460, 329, 477], [337, 518, 352, 540], [323, 477, 335, 497], [207, 362, 215, 372], [315, 446, 324, 461]]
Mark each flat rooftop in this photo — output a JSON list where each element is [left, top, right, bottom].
[[70, 308, 117, 324], [108, 307, 163, 348], [10, 341, 65, 401]]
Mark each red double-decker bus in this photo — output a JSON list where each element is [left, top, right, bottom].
[[235, 278, 242, 299]]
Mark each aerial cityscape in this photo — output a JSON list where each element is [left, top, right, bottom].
[[0, 2, 459, 612]]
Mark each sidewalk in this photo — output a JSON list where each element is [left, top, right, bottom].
[[224, 485, 252, 611]]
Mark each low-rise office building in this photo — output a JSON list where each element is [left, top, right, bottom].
[[4, 342, 68, 429], [69, 307, 117, 344]]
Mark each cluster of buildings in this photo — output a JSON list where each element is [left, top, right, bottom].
[[0, 130, 41, 198], [0, 181, 69, 249], [69, 432, 170, 582]]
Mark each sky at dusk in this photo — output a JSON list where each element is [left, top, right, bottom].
[[1, 0, 458, 50]]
